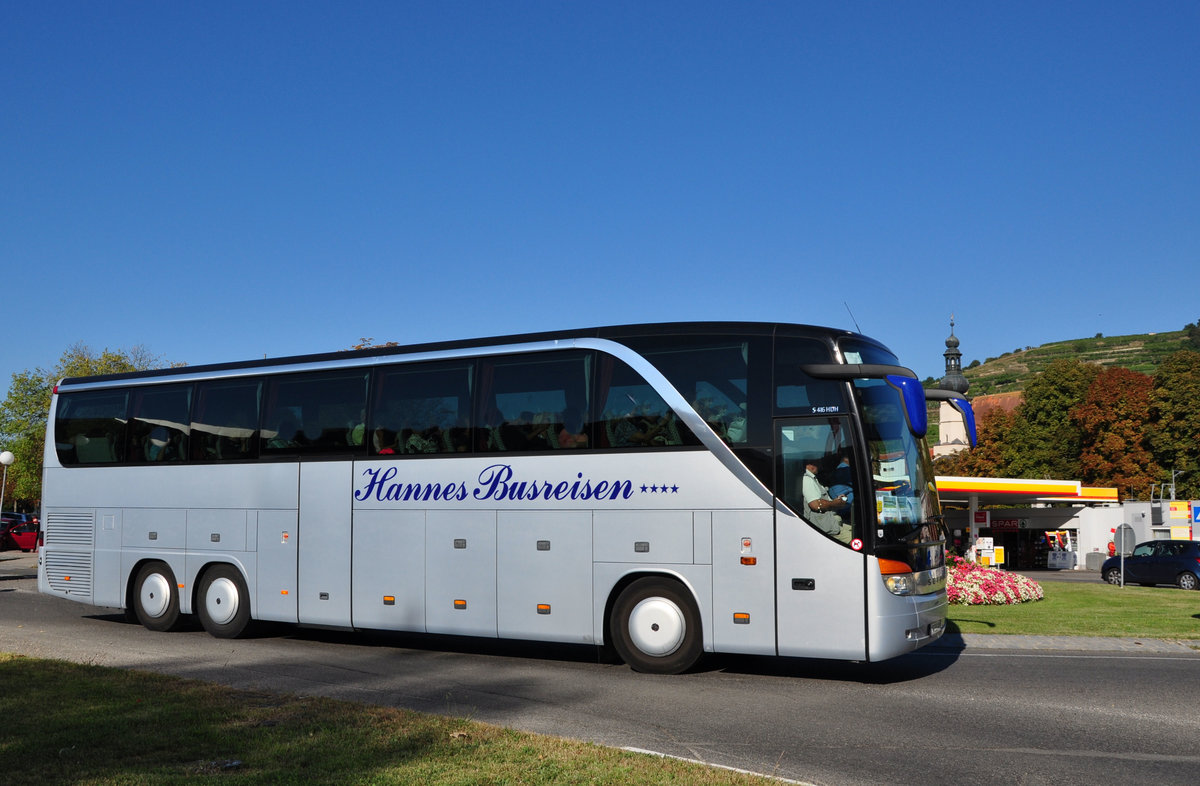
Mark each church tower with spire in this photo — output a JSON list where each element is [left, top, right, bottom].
[[939, 316, 970, 395], [932, 317, 972, 458]]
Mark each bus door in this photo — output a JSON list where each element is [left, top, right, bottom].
[[297, 461, 354, 626], [773, 417, 868, 660]]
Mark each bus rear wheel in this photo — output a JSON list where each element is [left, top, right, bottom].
[[197, 564, 252, 638], [133, 561, 182, 632], [609, 577, 702, 674]]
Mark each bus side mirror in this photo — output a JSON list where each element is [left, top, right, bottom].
[[924, 389, 977, 448], [886, 375, 928, 439], [948, 397, 977, 448]]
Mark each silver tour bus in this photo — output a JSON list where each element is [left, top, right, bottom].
[[38, 322, 973, 673]]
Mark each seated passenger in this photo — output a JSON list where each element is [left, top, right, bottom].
[[829, 454, 854, 505], [501, 411, 552, 450], [558, 407, 588, 449], [374, 427, 397, 455], [145, 427, 172, 461], [404, 426, 440, 453], [266, 416, 301, 449], [347, 409, 366, 446]]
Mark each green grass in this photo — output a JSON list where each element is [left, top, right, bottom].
[[947, 580, 1200, 639], [0, 653, 773, 785]]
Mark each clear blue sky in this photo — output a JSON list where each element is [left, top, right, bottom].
[[3, 2, 1197, 392]]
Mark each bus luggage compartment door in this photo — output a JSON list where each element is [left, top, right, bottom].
[[425, 510, 498, 637]]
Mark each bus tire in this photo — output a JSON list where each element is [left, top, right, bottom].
[[197, 564, 252, 638], [609, 577, 702, 674], [133, 561, 182, 632]]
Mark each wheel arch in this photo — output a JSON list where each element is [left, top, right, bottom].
[[600, 568, 705, 650], [187, 558, 253, 615], [124, 556, 182, 613]]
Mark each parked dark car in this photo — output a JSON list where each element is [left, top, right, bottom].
[[1, 512, 40, 552], [1102, 540, 1200, 590]]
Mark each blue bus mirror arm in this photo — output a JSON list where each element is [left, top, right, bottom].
[[924, 388, 977, 448]]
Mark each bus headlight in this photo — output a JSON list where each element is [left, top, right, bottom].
[[879, 558, 916, 596], [884, 574, 915, 596]]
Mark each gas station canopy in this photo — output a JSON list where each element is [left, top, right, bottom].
[[935, 476, 1119, 507]]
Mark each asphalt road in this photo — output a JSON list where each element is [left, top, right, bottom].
[[4, 553, 1200, 785]]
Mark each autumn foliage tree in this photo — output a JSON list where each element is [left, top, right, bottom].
[[1071, 367, 1159, 495], [934, 407, 1018, 478]]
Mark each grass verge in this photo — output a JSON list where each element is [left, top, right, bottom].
[[0, 653, 774, 785], [947, 580, 1200, 639]]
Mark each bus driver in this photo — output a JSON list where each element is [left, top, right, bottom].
[[802, 457, 851, 543]]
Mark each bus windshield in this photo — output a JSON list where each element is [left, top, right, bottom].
[[853, 377, 940, 546], [839, 337, 941, 548]]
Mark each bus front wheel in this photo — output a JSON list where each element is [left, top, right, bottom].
[[133, 561, 182, 632], [197, 564, 252, 638], [609, 577, 702, 674]]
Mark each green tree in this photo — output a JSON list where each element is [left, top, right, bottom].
[[1184, 319, 1200, 351], [0, 343, 173, 507], [1071, 367, 1158, 498], [1147, 350, 1200, 499], [1006, 358, 1101, 479]]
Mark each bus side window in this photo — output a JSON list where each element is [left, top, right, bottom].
[[594, 355, 694, 449], [127, 384, 191, 462], [262, 371, 368, 455], [478, 351, 592, 452], [371, 361, 474, 456], [615, 336, 764, 447], [190, 380, 261, 461], [55, 390, 130, 465]]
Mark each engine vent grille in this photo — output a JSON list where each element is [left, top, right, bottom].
[[43, 552, 94, 598], [44, 510, 95, 548]]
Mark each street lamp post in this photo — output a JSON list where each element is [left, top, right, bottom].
[[0, 450, 14, 517], [1168, 469, 1187, 501]]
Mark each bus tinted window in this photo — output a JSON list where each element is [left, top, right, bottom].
[[371, 362, 474, 455], [837, 336, 900, 367], [619, 337, 756, 446], [128, 384, 191, 462], [55, 390, 129, 465], [190, 379, 261, 461], [480, 351, 592, 451], [774, 336, 846, 415], [596, 354, 695, 448], [262, 371, 369, 455]]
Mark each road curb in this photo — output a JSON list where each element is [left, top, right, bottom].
[[933, 632, 1200, 655]]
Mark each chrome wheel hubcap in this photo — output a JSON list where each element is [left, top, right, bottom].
[[627, 597, 685, 657], [205, 577, 240, 625], [140, 573, 171, 618]]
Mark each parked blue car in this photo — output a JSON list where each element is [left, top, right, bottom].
[[1102, 540, 1200, 590]]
